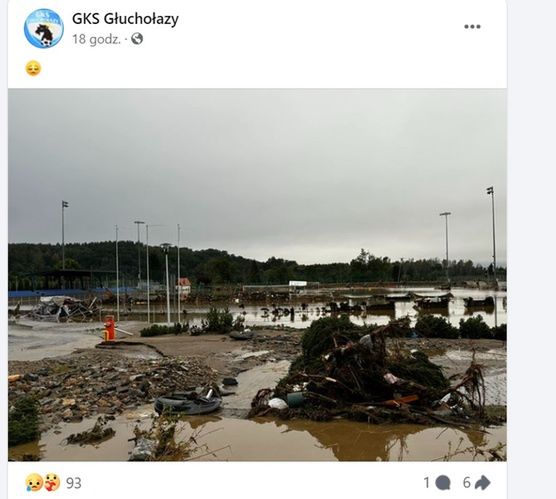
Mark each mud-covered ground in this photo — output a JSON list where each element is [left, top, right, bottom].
[[8, 321, 506, 461], [9, 321, 506, 427]]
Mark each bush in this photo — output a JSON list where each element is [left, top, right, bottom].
[[9, 396, 40, 447], [388, 316, 413, 338], [459, 315, 493, 339], [492, 323, 507, 341], [415, 315, 459, 339], [140, 323, 187, 337], [206, 307, 234, 333]]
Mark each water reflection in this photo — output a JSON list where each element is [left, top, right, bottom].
[[162, 287, 508, 329], [10, 410, 505, 462]]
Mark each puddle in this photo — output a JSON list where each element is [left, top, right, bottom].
[[222, 360, 291, 412], [9, 411, 506, 462]]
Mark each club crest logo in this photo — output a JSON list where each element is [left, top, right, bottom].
[[24, 9, 64, 48]]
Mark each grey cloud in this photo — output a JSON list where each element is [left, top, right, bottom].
[[8, 89, 506, 264]]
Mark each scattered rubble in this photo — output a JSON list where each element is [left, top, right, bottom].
[[8, 350, 216, 434]]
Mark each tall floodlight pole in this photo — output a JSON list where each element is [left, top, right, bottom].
[[439, 212, 451, 283], [61, 201, 69, 269], [146, 225, 150, 323], [161, 243, 171, 325], [145, 224, 164, 324], [134, 220, 145, 285], [177, 224, 181, 325], [115, 225, 120, 321], [486, 187, 497, 285], [487, 186, 498, 327]]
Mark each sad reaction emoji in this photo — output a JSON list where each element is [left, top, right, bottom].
[[25, 473, 43, 492]]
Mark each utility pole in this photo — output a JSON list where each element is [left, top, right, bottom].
[[61, 201, 68, 269], [115, 225, 120, 321], [161, 243, 171, 326], [439, 212, 451, 283], [134, 220, 145, 285], [177, 224, 181, 325]]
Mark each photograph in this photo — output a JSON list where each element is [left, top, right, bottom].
[[7, 89, 506, 461]]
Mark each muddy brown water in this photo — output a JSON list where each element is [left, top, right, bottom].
[[9, 357, 506, 462], [8, 288, 506, 362], [9, 407, 506, 462], [120, 287, 507, 329], [8, 287, 507, 462]]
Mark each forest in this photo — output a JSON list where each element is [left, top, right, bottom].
[[8, 242, 505, 290]]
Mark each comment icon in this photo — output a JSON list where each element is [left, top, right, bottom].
[[435, 475, 451, 491]]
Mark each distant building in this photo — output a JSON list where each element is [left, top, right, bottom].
[[176, 277, 192, 300]]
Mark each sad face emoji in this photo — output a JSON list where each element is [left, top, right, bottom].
[[44, 473, 61, 492], [25, 473, 43, 492]]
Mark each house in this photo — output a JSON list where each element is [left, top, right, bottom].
[[176, 277, 192, 300]]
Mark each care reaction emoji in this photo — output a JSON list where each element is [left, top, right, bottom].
[[44, 473, 61, 492], [25, 473, 43, 492]]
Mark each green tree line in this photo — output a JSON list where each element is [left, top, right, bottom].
[[8, 243, 505, 290]]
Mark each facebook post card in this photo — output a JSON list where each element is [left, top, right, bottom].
[[3, 1, 511, 498]]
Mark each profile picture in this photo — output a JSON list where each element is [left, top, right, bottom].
[[24, 9, 64, 49]]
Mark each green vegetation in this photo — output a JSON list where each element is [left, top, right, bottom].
[[206, 307, 234, 333], [8, 242, 505, 289], [415, 315, 459, 339], [140, 323, 187, 337], [9, 396, 40, 447], [459, 315, 494, 339], [492, 323, 507, 341]]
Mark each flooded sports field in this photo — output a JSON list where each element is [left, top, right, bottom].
[[9, 349, 506, 462], [129, 287, 507, 329], [8, 286, 507, 462]]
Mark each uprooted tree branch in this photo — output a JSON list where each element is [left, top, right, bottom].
[[249, 316, 503, 426]]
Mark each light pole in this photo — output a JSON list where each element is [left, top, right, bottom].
[[115, 225, 120, 321], [487, 186, 498, 328], [61, 201, 69, 269], [146, 224, 164, 324], [439, 212, 451, 283], [161, 243, 171, 326], [134, 220, 145, 286], [177, 224, 181, 325], [146, 224, 150, 323], [486, 187, 497, 285], [397, 258, 404, 284]]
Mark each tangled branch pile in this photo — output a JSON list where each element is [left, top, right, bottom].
[[250, 317, 497, 426]]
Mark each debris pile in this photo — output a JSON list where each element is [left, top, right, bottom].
[[28, 296, 100, 322], [8, 351, 216, 434], [65, 416, 115, 445], [129, 416, 227, 461], [249, 316, 499, 426]]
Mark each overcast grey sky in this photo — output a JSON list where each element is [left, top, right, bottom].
[[9, 89, 506, 265]]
